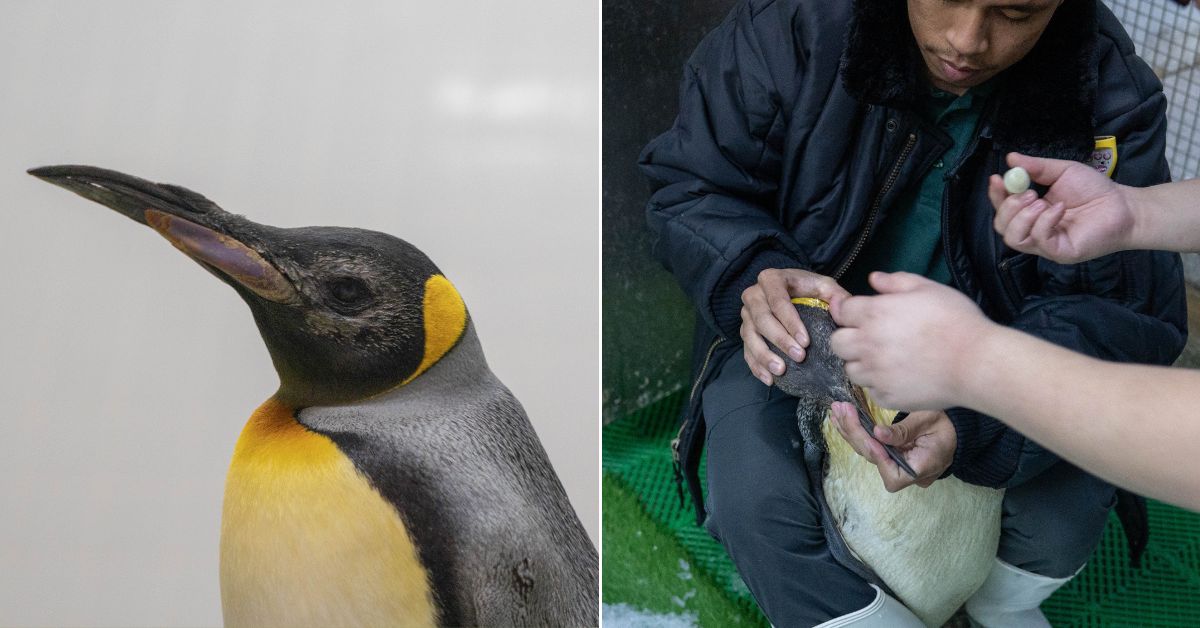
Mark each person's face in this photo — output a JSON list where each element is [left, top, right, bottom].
[[907, 0, 1064, 95]]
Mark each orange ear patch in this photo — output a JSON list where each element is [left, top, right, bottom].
[[401, 274, 467, 385]]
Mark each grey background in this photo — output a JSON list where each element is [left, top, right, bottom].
[[0, 2, 597, 625]]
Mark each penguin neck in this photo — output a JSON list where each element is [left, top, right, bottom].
[[364, 321, 492, 405], [270, 322, 487, 409]]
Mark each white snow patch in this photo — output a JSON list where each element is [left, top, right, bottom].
[[670, 588, 697, 608], [677, 558, 693, 581], [602, 603, 698, 628]]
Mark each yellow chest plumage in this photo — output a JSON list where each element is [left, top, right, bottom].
[[220, 397, 436, 628]]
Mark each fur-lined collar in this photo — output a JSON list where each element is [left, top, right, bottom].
[[839, 0, 1097, 162]]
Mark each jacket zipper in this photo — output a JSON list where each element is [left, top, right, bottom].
[[832, 133, 918, 279], [672, 336, 725, 466], [688, 337, 725, 406], [671, 336, 725, 508]]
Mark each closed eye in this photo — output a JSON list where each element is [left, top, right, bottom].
[[999, 8, 1034, 21]]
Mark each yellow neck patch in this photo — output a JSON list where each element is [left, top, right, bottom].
[[401, 274, 467, 386], [221, 397, 437, 627], [791, 297, 830, 310]]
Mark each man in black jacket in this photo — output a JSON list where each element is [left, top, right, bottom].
[[640, 0, 1187, 625]]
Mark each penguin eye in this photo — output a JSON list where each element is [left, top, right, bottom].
[[326, 276, 373, 312]]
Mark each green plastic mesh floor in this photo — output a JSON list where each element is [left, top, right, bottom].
[[603, 390, 1200, 627]]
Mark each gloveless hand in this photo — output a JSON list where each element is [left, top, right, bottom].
[[740, 268, 850, 386], [829, 271, 993, 411], [829, 403, 956, 492], [989, 152, 1135, 264]]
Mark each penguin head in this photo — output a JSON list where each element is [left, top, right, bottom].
[[29, 165, 468, 407]]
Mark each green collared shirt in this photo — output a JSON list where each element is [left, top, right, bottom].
[[842, 83, 994, 295]]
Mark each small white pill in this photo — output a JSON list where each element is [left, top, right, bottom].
[[1003, 166, 1030, 195]]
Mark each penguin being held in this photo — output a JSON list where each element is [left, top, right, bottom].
[[29, 165, 599, 628], [772, 298, 1002, 627]]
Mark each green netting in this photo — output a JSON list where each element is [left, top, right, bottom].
[[603, 390, 1200, 626]]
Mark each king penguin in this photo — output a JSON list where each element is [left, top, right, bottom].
[[773, 299, 1003, 627], [29, 165, 599, 628]]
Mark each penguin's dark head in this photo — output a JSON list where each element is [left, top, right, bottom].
[[29, 165, 468, 407], [771, 300, 868, 448]]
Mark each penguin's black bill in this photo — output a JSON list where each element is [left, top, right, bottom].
[[29, 164, 297, 304], [28, 165, 215, 226]]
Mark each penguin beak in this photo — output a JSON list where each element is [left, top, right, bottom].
[[28, 165, 298, 304], [852, 402, 919, 479], [143, 209, 299, 304]]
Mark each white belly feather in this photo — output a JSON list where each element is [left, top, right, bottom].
[[822, 410, 1003, 627]]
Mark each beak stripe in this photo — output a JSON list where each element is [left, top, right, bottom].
[[145, 209, 297, 304]]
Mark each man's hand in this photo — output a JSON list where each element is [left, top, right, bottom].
[[989, 152, 1134, 264], [829, 272, 992, 411], [740, 268, 850, 386], [829, 403, 956, 492]]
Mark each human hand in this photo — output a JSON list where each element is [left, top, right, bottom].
[[989, 152, 1134, 264], [740, 268, 850, 386], [829, 272, 993, 411], [828, 404, 956, 492]]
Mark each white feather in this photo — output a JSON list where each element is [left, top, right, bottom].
[[823, 407, 1003, 627]]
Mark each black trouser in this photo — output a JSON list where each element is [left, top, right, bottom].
[[701, 352, 1116, 627]]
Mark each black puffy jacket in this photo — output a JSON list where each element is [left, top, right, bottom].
[[639, 0, 1187, 520]]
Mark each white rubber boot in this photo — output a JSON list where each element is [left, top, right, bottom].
[[813, 585, 925, 627], [964, 558, 1075, 627]]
